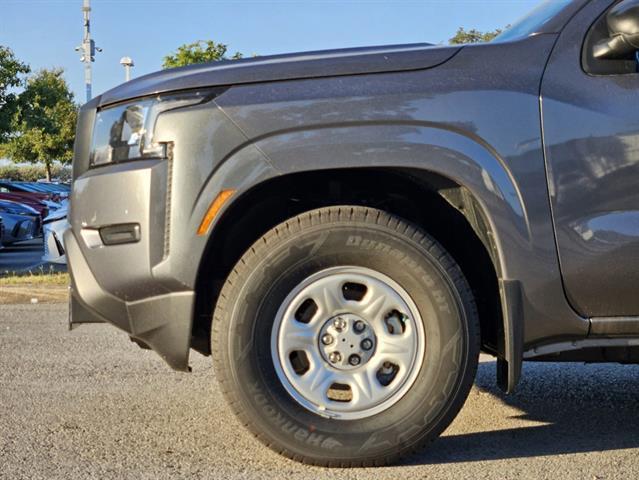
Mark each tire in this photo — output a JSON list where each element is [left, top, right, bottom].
[[212, 206, 480, 467]]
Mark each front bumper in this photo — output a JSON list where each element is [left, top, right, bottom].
[[65, 94, 276, 371], [63, 157, 197, 372], [65, 229, 194, 371], [43, 218, 68, 264]]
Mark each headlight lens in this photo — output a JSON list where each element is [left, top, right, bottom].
[[89, 91, 207, 167]]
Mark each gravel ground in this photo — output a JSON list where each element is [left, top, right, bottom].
[[0, 285, 68, 304], [1, 304, 639, 479]]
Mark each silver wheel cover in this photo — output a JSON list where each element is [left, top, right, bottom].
[[271, 266, 426, 420]]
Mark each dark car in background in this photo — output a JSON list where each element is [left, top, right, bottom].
[[0, 190, 49, 219], [0, 199, 40, 245], [65, 0, 639, 467]]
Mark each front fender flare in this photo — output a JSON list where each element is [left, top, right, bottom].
[[251, 123, 531, 279]]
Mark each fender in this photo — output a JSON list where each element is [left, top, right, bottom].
[[253, 122, 531, 275]]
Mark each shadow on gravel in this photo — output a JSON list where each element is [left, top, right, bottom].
[[405, 361, 639, 465]]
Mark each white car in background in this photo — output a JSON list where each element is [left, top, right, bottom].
[[42, 202, 69, 264]]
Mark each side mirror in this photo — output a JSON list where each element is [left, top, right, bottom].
[[594, 0, 639, 59]]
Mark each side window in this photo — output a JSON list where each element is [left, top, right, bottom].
[[583, 0, 639, 75]]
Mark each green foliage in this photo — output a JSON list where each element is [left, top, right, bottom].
[[162, 40, 243, 69], [449, 27, 503, 44], [0, 163, 71, 182], [0, 68, 77, 181], [0, 45, 30, 142]]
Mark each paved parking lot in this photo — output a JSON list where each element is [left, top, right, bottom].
[[2, 304, 639, 479], [0, 239, 45, 273], [0, 238, 66, 275]]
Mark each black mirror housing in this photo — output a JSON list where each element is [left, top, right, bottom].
[[594, 0, 639, 59]]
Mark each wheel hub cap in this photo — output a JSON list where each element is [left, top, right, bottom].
[[318, 314, 376, 371], [271, 266, 425, 420]]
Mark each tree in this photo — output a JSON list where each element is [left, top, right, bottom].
[[449, 27, 503, 44], [162, 40, 243, 69], [0, 68, 77, 181], [0, 46, 30, 143]]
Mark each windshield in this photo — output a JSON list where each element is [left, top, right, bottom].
[[493, 0, 574, 42]]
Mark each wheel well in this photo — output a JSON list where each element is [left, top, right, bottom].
[[192, 168, 503, 357]]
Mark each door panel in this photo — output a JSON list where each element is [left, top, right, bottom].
[[541, 0, 639, 317]]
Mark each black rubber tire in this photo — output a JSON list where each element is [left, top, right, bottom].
[[212, 206, 480, 467]]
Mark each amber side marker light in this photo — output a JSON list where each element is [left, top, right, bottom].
[[197, 189, 235, 236]]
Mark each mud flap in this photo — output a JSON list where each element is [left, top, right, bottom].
[[496, 279, 524, 394], [68, 288, 106, 331]]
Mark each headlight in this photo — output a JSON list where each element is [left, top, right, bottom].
[[89, 91, 208, 167]]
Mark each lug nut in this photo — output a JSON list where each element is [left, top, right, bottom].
[[333, 317, 346, 331], [321, 334, 334, 345], [328, 351, 342, 364], [348, 354, 361, 366], [353, 320, 366, 333], [361, 338, 373, 351], [380, 362, 394, 374]]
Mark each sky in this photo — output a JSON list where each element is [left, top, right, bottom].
[[3, 0, 542, 103]]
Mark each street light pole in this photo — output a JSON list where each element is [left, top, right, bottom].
[[75, 0, 101, 103], [120, 57, 134, 82]]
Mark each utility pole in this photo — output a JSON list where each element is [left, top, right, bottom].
[[75, 0, 101, 103], [120, 57, 134, 82]]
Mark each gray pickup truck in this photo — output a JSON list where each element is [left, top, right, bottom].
[[66, 0, 639, 467]]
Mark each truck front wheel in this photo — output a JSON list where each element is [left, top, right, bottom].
[[212, 206, 479, 466]]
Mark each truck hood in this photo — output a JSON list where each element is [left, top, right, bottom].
[[99, 43, 461, 107]]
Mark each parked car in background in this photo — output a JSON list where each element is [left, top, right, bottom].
[[0, 180, 67, 205], [33, 182, 70, 197], [42, 202, 68, 264], [0, 190, 49, 219], [0, 217, 5, 249], [0, 199, 40, 244]]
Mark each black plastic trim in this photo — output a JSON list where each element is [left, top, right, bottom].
[[496, 279, 524, 394]]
